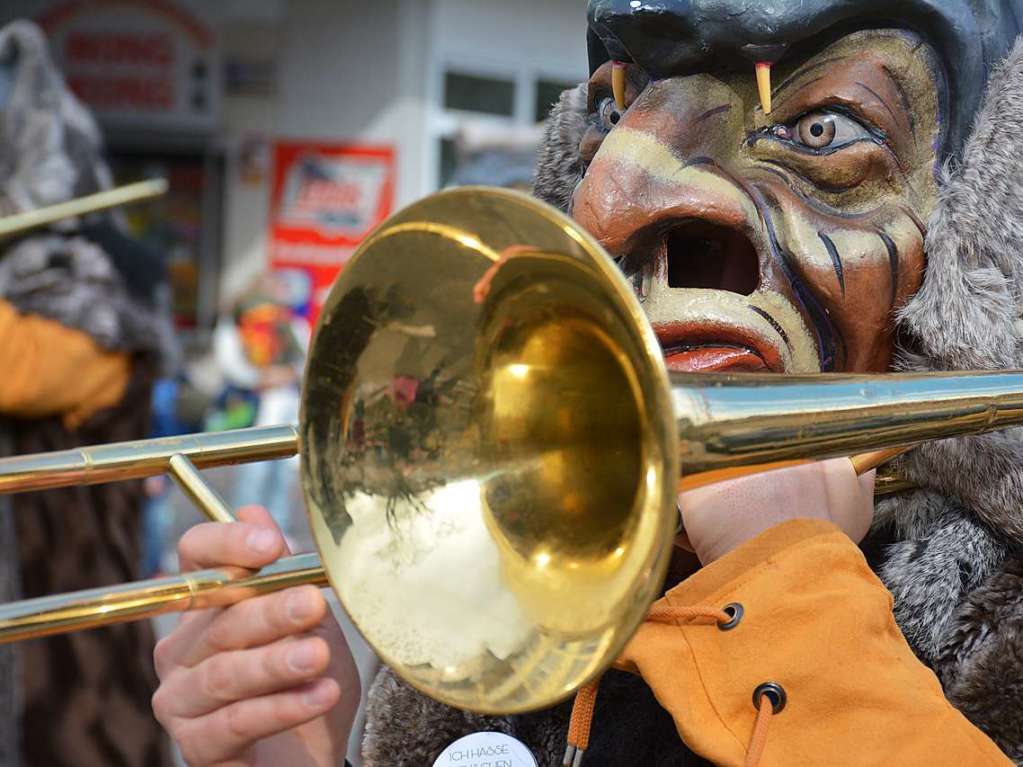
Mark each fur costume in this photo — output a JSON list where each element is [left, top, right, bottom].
[[360, 34, 1023, 767], [0, 20, 173, 767]]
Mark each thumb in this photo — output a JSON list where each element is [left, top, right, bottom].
[[236, 505, 292, 555]]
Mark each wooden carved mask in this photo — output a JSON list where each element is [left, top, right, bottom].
[[572, 30, 943, 373]]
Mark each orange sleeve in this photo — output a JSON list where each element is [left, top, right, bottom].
[[616, 520, 1012, 766], [0, 299, 130, 428]]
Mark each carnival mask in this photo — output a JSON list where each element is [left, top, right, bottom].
[[573, 29, 943, 374]]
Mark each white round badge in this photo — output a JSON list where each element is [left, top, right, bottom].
[[432, 732, 538, 767]]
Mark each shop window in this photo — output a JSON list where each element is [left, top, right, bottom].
[[444, 71, 516, 117], [535, 78, 578, 122], [439, 137, 458, 189]]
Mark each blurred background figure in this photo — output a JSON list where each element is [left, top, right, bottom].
[[0, 19, 174, 767], [213, 273, 308, 537]]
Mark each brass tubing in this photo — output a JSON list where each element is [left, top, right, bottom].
[[849, 447, 910, 476], [0, 179, 169, 240], [672, 370, 1023, 475], [874, 471, 918, 496], [0, 553, 326, 643], [0, 425, 299, 494], [168, 454, 236, 523]]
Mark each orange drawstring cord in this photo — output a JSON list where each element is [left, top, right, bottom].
[[646, 604, 733, 626], [563, 602, 777, 766], [563, 679, 600, 766], [744, 701, 774, 767]]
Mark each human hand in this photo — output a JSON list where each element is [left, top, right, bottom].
[[152, 506, 360, 766], [679, 458, 875, 565]]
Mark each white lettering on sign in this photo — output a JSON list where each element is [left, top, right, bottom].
[[432, 733, 537, 767]]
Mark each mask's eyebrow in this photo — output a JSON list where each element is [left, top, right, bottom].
[[880, 64, 916, 137], [853, 80, 907, 135], [771, 57, 846, 110]]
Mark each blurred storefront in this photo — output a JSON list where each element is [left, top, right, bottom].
[[0, 0, 587, 342], [0, 5, 587, 764]]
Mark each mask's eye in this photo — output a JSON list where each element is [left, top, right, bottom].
[[789, 111, 873, 151], [597, 96, 622, 131]]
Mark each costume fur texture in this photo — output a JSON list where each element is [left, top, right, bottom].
[[874, 36, 1023, 758], [0, 20, 172, 767], [364, 39, 1023, 766], [0, 21, 112, 216]]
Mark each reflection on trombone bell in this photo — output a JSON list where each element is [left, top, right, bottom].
[[0, 187, 1021, 715]]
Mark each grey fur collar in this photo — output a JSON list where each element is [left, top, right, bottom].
[[888, 36, 1023, 543], [364, 36, 1023, 766], [0, 233, 166, 355], [868, 40, 1023, 688]]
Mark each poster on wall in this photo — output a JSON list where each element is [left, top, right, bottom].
[[269, 142, 396, 324]]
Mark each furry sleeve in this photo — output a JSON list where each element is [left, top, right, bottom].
[[933, 557, 1023, 764]]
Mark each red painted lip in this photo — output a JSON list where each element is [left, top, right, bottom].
[[654, 322, 785, 373]]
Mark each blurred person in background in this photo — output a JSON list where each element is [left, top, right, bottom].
[[0, 20, 173, 767], [214, 273, 308, 537]]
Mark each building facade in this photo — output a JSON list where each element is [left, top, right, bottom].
[[0, 0, 587, 335]]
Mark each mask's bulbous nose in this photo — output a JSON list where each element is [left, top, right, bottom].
[[572, 138, 762, 298]]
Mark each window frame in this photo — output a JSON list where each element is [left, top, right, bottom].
[[425, 51, 582, 191]]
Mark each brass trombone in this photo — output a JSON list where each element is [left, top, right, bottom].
[[0, 187, 1021, 716]]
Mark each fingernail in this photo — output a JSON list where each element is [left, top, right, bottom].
[[288, 641, 320, 673], [286, 590, 316, 624], [303, 681, 335, 708], [247, 528, 277, 555]]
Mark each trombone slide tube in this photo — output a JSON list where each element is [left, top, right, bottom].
[[0, 425, 299, 495], [0, 554, 326, 643], [672, 370, 1023, 477]]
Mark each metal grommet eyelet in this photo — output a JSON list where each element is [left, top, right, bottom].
[[717, 602, 744, 631], [753, 682, 787, 714]]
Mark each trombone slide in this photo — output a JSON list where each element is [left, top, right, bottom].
[[0, 553, 325, 643], [0, 425, 299, 494]]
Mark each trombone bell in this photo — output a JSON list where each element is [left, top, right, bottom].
[[301, 190, 679, 714]]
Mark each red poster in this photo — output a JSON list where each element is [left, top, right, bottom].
[[269, 142, 396, 323]]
